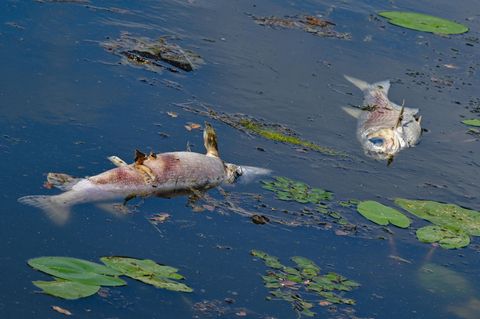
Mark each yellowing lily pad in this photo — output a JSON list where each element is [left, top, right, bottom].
[[379, 11, 468, 35], [100, 257, 193, 292], [395, 199, 480, 236], [416, 225, 470, 249], [357, 201, 411, 228], [33, 279, 100, 300]]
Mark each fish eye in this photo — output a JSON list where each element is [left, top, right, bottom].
[[369, 137, 384, 146], [377, 85, 383, 89]]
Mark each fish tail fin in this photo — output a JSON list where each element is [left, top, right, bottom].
[[342, 106, 363, 119], [344, 75, 370, 91], [345, 75, 391, 95], [18, 195, 71, 225]]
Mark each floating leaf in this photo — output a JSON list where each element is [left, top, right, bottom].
[[462, 119, 480, 127], [395, 199, 480, 236], [252, 251, 359, 317], [416, 225, 470, 249], [262, 177, 333, 204], [250, 250, 284, 269], [100, 257, 192, 292], [357, 201, 411, 228], [33, 279, 100, 300], [378, 11, 468, 35], [28, 257, 126, 287]]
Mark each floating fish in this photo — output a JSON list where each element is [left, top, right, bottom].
[[343, 75, 422, 163], [18, 123, 270, 224]]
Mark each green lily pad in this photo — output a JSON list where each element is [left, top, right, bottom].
[[357, 201, 411, 228], [395, 199, 480, 236], [33, 279, 100, 300], [28, 257, 126, 287], [262, 177, 333, 204], [462, 119, 480, 127], [416, 225, 470, 249], [378, 11, 468, 35], [418, 263, 474, 298], [100, 257, 192, 292], [250, 250, 284, 269]]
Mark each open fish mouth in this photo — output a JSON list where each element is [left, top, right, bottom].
[[362, 128, 403, 160]]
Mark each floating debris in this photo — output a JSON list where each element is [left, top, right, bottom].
[[251, 14, 351, 40], [102, 33, 204, 73], [149, 213, 171, 225], [51, 306, 72, 316], [251, 250, 360, 317], [177, 102, 348, 157]]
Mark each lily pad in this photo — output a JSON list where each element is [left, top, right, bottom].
[[33, 279, 100, 300], [416, 225, 470, 249], [395, 199, 480, 236], [378, 11, 468, 35], [462, 119, 480, 127], [100, 257, 192, 292], [357, 201, 411, 228], [28, 257, 126, 287], [262, 177, 333, 204]]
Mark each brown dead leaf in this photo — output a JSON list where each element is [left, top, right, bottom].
[[149, 213, 170, 225], [43, 181, 53, 189], [185, 122, 202, 131], [167, 111, 178, 118], [52, 306, 72, 316], [304, 16, 335, 27], [319, 300, 332, 307], [235, 310, 247, 316]]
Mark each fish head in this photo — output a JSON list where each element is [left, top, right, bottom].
[[362, 128, 402, 160]]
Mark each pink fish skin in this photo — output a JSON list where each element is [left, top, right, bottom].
[[343, 75, 422, 161], [18, 151, 236, 225]]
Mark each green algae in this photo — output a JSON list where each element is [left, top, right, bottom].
[[239, 119, 347, 156]]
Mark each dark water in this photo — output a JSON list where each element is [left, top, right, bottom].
[[1, 0, 479, 318]]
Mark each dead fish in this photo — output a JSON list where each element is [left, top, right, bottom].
[[343, 75, 422, 163], [18, 123, 270, 224]]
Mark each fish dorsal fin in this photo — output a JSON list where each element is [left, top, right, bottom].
[[134, 149, 146, 165], [342, 106, 363, 119], [203, 122, 219, 158], [372, 80, 391, 95], [148, 152, 157, 159], [344, 75, 370, 91]]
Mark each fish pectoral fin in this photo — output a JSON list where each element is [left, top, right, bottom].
[[108, 156, 128, 167], [342, 106, 363, 119], [134, 163, 156, 183], [394, 105, 405, 129]]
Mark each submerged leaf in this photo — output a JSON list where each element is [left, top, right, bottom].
[[28, 257, 125, 287], [100, 257, 192, 292], [357, 201, 411, 228], [378, 11, 468, 35], [33, 279, 100, 300], [416, 225, 470, 249]]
